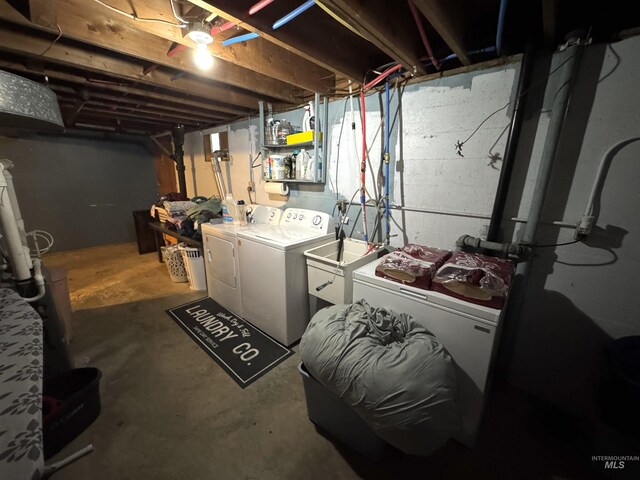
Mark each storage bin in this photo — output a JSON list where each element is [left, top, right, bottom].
[[298, 362, 393, 458], [161, 245, 188, 282], [178, 243, 206, 291], [43, 367, 102, 459]]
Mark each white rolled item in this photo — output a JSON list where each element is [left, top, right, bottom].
[[265, 182, 289, 196]]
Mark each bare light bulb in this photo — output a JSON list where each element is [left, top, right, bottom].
[[193, 43, 213, 70]]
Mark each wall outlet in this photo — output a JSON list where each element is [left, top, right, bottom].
[[247, 181, 255, 192]]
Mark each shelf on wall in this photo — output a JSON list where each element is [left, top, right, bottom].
[[259, 93, 328, 185], [265, 179, 321, 184], [262, 141, 315, 148]]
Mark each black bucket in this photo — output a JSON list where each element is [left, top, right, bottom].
[[42, 367, 102, 459]]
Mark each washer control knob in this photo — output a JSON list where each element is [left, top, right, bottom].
[[270, 211, 275, 218], [299, 214, 304, 221], [293, 213, 297, 219], [313, 215, 322, 226], [287, 213, 291, 219]]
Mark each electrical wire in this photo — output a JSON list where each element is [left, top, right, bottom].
[[91, 0, 187, 27], [250, 151, 261, 168], [455, 53, 578, 157], [524, 239, 581, 248], [40, 24, 63, 57], [169, 0, 189, 24], [326, 97, 349, 195], [26, 230, 55, 257]]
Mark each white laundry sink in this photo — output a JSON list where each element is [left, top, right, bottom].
[[304, 239, 384, 305]]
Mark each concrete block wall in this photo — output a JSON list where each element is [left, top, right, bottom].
[[184, 63, 520, 249], [504, 36, 640, 417]]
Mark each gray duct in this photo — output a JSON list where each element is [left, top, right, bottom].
[[0, 70, 64, 132]]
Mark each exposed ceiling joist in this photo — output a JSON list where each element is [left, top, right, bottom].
[[4, 62, 243, 120], [411, 0, 471, 65], [45, 0, 333, 94], [317, 0, 427, 75], [0, 0, 300, 103], [0, 25, 259, 113], [185, 0, 385, 83], [542, 0, 559, 49], [50, 86, 228, 122]]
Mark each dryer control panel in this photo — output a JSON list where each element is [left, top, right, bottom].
[[250, 205, 282, 225], [280, 208, 335, 233]]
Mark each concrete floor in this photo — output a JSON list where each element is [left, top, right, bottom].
[[43, 243, 639, 480]]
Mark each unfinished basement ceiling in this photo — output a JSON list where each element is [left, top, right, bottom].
[[0, 0, 638, 135]]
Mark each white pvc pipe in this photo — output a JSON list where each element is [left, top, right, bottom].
[[584, 137, 640, 216], [21, 258, 46, 303], [0, 159, 32, 269], [0, 163, 31, 281]]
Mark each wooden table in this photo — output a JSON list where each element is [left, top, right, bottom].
[[148, 221, 203, 263]]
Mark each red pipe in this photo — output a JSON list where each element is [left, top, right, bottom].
[[210, 21, 236, 36], [167, 44, 188, 57], [407, 0, 440, 70], [249, 0, 275, 15], [362, 64, 402, 91]]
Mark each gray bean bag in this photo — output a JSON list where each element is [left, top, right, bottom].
[[301, 300, 459, 456]]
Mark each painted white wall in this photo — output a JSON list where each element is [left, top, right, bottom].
[[185, 64, 520, 249], [505, 36, 640, 417]]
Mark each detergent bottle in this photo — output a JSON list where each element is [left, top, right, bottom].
[[222, 193, 236, 224]]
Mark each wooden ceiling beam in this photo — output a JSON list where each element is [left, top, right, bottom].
[[49, 86, 227, 122], [0, 0, 300, 103], [79, 105, 202, 126], [317, 0, 427, 75], [81, 99, 210, 125], [411, 0, 471, 65], [185, 0, 382, 83], [542, 0, 559, 49], [4, 62, 244, 121], [45, 0, 332, 94], [0, 25, 257, 113]]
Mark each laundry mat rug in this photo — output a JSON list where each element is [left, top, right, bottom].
[[167, 298, 293, 388]]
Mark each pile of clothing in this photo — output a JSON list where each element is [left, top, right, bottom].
[[150, 192, 222, 241]]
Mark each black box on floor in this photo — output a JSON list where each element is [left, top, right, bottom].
[[43, 367, 102, 459], [298, 362, 392, 458]]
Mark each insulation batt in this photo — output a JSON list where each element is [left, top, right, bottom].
[[375, 244, 452, 290], [301, 300, 460, 456]]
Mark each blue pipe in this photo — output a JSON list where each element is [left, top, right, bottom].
[[272, 0, 315, 29], [496, 0, 508, 56], [221, 32, 260, 46], [384, 79, 391, 244], [437, 46, 497, 64]]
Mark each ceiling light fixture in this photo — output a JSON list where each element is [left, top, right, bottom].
[[187, 23, 214, 70]]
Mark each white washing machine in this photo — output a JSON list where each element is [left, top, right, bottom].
[[202, 205, 282, 317], [352, 256, 505, 448], [237, 208, 335, 346]]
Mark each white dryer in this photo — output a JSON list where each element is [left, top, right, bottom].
[[352, 256, 505, 448], [202, 206, 282, 317], [237, 208, 335, 346]]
